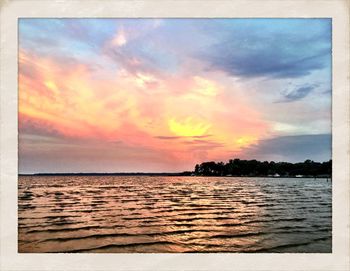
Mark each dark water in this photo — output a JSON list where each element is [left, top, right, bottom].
[[18, 176, 332, 253]]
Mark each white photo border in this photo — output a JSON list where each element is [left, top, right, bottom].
[[1, 0, 349, 270]]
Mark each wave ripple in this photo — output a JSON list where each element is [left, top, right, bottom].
[[18, 176, 332, 253]]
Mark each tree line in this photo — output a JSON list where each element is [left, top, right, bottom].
[[194, 159, 332, 177]]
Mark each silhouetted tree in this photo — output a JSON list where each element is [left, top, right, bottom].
[[193, 159, 332, 177]]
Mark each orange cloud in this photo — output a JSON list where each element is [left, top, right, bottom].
[[19, 49, 270, 169]]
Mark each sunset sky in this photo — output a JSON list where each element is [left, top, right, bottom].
[[18, 19, 332, 173]]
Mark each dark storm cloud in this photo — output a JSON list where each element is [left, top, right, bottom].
[[277, 84, 317, 103], [242, 134, 331, 162], [201, 19, 331, 79]]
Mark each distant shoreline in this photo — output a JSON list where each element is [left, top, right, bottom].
[[19, 159, 332, 179], [18, 173, 331, 178]]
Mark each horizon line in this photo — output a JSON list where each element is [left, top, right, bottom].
[[18, 158, 332, 175]]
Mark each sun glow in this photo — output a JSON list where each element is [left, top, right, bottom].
[[44, 80, 59, 95], [168, 117, 211, 137]]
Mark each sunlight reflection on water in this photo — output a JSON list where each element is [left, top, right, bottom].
[[18, 176, 331, 253]]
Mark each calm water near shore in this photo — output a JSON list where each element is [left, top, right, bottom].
[[18, 176, 331, 253]]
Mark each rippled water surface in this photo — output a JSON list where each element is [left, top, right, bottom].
[[18, 176, 331, 253]]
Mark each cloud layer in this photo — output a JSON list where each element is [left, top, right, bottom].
[[241, 134, 331, 162]]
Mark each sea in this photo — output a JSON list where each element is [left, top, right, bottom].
[[18, 176, 332, 253]]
